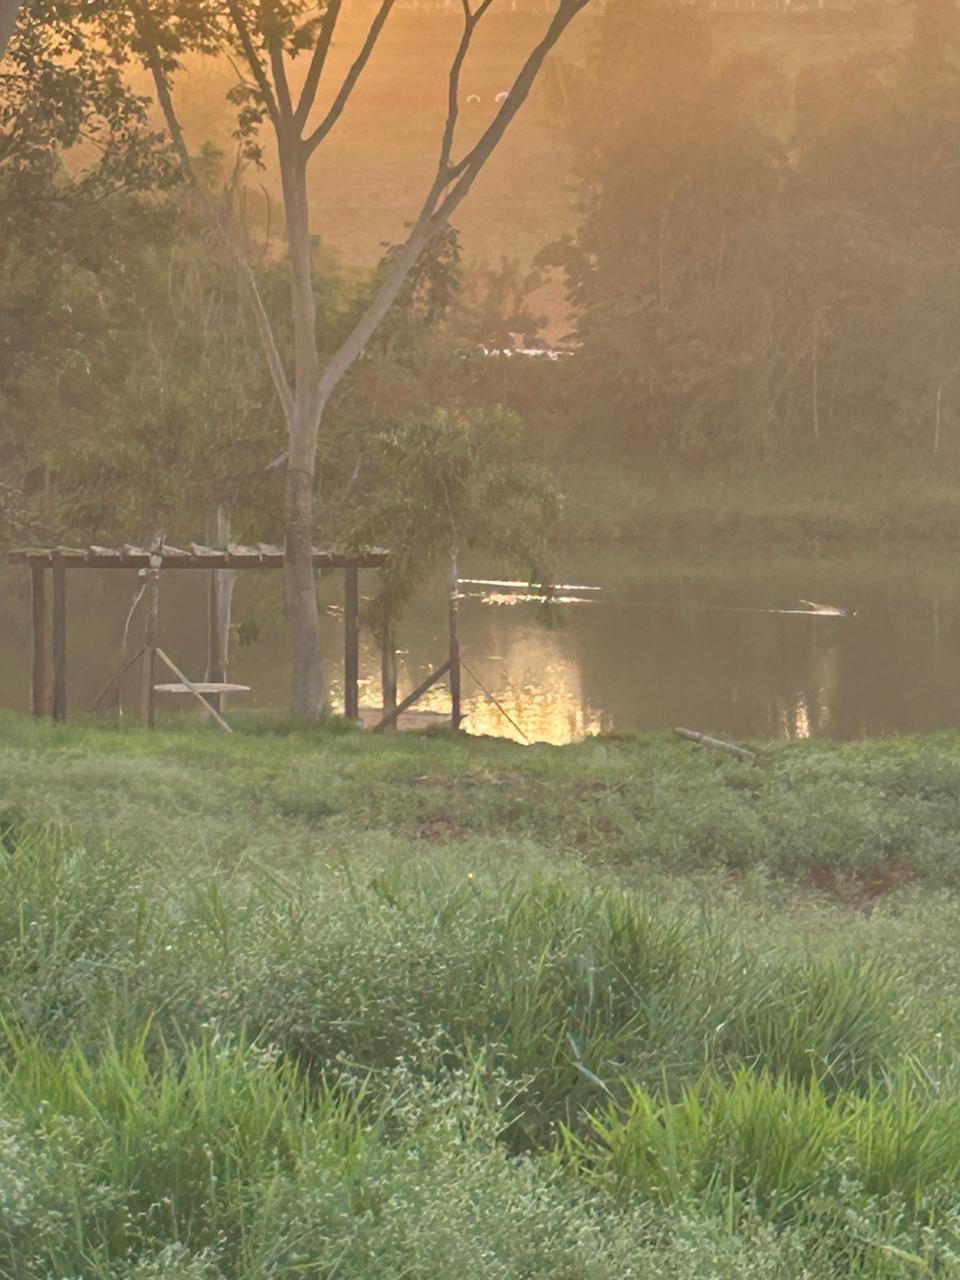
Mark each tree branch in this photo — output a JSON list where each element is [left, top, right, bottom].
[[0, 0, 22, 62], [131, 0, 295, 427], [226, 0, 282, 132], [304, 0, 591, 436], [444, 0, 587, 197], [262, 0, 294, 125], [304, 0, 396, 157], [293, 0, 343, 132], [435, 1, 481, 185]]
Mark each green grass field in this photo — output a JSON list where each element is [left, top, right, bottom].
[[2, 714, 960, 1277]]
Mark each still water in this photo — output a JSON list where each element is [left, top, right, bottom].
[[1, 547, 958, 745]]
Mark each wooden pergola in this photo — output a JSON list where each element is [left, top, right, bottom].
[[6, 542, 389, 725]]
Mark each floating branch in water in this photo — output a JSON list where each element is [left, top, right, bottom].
[[797, 599, 858, 618], [459, 577, 603, 592]]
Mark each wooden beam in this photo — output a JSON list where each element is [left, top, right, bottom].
[[4, 547, 389, 571], [31, 562, 45, 718], [372, 661, 451, 734], [449, 558, 462, 731], [344, 567, 360, 721], [51, 551, 66, 723]]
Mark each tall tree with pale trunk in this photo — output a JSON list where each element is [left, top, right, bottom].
[[127, 0, 594, 717]]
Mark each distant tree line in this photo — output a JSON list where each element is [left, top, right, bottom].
[[541, 0, 960, 461]]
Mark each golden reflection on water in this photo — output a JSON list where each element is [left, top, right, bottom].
[[409, 630, 606, 745], [462, 674, 605, 745], [774, 693, 811, 740], [772, 640, 840, 740], [314, 578, 856, 747], [793, 693, 812, 740]]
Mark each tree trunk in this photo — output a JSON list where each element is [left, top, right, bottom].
[[285, 463, 324, 716], [136, 0, 592, 720], [279, 138, 325, 717]]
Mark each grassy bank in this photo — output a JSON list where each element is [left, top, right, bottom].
[[2, 716, 960, 1277], [556, 457, 960, 552]]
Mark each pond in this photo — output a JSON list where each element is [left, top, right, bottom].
[[1, 544, 958, 744]]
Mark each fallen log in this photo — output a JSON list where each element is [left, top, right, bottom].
[[674, 726, 757, 763]]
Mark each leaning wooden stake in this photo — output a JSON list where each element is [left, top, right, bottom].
[[90, 646, 145, 713], [674, 727, 757, 763], [372, 661, 452, 734], [154, 649, 233, 733]]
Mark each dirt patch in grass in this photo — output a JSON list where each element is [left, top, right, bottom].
[[807, 860, 923, 909]]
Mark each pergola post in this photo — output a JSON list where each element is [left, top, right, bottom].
[[141, 551, 162, 729], [344, 567, 360, 721], [449, 557, 462, 731], [381, 608, 397, 732], [30, 561, 46, 718], [51, 551, 66, 723]]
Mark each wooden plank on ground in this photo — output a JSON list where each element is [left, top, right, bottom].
[[674, 726, 757, 763]]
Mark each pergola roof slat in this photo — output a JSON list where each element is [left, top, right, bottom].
[[226, 543, 262, 561]]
